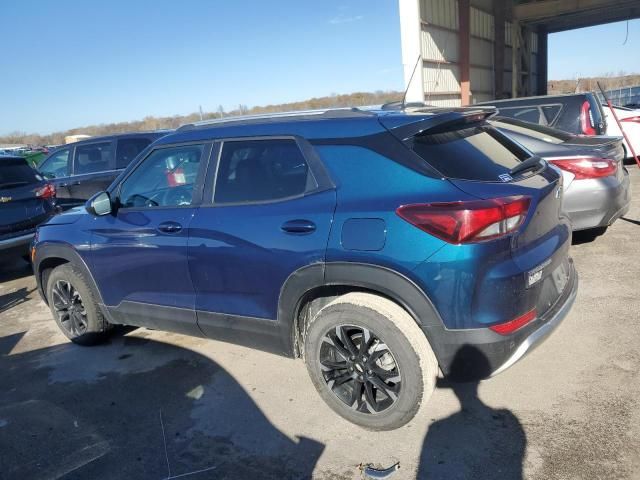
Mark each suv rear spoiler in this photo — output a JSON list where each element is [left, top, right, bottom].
[[380, 107, 497, 142]]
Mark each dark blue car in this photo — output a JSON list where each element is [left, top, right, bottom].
[[33, 107, 578, 430], [1, 156, 57, 260]]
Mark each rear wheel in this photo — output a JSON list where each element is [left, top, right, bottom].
[[46, 264, 111, 346], [303, 292, 438, 430]]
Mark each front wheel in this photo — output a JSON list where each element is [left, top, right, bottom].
[[304, 292, 438, 430], [46, 264, 111, 346]]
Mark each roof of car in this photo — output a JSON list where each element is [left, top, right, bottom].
[[155, 106, 496, 144], [476, 93, 593, 106], [57, 130, 172, 148]]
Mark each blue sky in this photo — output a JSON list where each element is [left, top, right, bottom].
[[0, 1, 638, 135], [548, 19, 640, 80]]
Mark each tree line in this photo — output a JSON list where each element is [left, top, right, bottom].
[[1, 90, 403, 146]]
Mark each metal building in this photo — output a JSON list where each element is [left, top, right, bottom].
[[399, 0, 640, 106]]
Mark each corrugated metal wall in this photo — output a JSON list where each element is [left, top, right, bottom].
[[416, 0, 540, 105], [469, 6, 494, 103], [420, 0, 461, 106]]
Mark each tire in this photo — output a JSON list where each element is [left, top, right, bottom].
[[46, 264, 111, 346], [303, 292, 438, 431]]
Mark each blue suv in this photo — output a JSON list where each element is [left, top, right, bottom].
[[33, 107, 578, 430]]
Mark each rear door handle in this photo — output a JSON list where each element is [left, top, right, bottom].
[[281, 219, 316, 234], [158, 221, 183, 234], [59, 181, 81, 187]]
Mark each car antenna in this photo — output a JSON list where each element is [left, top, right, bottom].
[[402, 55, 422, 110]]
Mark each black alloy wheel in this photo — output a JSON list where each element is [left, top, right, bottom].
[[318, 325, 402, 414], [51, 279, 89, 337]]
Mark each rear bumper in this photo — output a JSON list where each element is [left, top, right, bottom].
[[423, 258, 578, 378], [0, 232, 34, 256], [563, 171, 631, 231]]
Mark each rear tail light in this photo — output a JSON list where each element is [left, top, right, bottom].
[[396, 195, 531, 244], [621, 115, 640, 124], [35, 183, 56, 199], [580, 100, 596, 135], [489, 309, 537, 335], [547, 157, 617, 180]]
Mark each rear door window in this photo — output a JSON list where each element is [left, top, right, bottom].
[[73, 141, 114, 175], [214, 139, 316, 204], [409, 123, 530, 181], [0, 158, 41, 187], [116, 137, 153, 169]]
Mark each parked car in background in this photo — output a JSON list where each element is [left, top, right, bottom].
[[33, 107, 577, 430], [1, 156, 57, 260], [491, 116, 631, 234], [37, 131, 168, 210], [477, 93, 607, 136], [601, 104, 640, 163]]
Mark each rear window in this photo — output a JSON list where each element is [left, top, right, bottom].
[[492, 117, 573, 144], [409, 123, 530, 181], [498, 106, 542, 124], [0, 158, 41, 188]]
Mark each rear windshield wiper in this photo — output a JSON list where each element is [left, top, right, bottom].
[[509, 156, 543, 176]]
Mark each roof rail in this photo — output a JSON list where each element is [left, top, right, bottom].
[[177, 107, 375, 131]]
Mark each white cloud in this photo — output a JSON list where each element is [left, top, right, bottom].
[[329, 14, 364, 25]]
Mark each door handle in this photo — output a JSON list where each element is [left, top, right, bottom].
[[281, 219, 316, 234], [59, 181, 81, 187], [158, 221, 183, 234]]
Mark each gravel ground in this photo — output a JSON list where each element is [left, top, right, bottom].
[[0, 168, 638, 480]]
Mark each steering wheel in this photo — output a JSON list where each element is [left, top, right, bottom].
[[164, 186, 192, 206]]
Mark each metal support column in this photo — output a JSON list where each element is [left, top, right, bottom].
[[459, 0, 470, 105], [494, 1, 506, 99], [537, 28, 548, 95]]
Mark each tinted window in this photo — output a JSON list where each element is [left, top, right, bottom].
[[74, 141, 114, 175], [39, 148, 70, 178], [116, 137, 152, 169], [409, 123, 530, 181], [492, 117, 572, 144], [0, 158, 41, 187], [215, 139, 315, 204], [541, 105, 562, 124], [119, 144, 204, 208]]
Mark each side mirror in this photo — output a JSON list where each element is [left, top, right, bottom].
[[86, 191, 113, 216]]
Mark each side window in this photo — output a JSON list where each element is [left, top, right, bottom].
[[39, 148, 70, 178], [541, 105, 562, 125], [214, 139, 315, 204], [74, 142, 114, 175], [498, 107, 543, 124], [119, 144, 204, 208], [116, 137, 152, 169]]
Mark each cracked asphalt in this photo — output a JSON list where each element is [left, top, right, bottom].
[[0, 168, 639, 480]]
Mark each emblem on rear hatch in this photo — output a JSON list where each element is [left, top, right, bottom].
[[0, 196, 11, 203], [498, 173, 513, 183]]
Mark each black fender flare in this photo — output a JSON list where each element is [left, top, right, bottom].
[[278, 262, 445, 356], [34, 243, 106, 309]]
